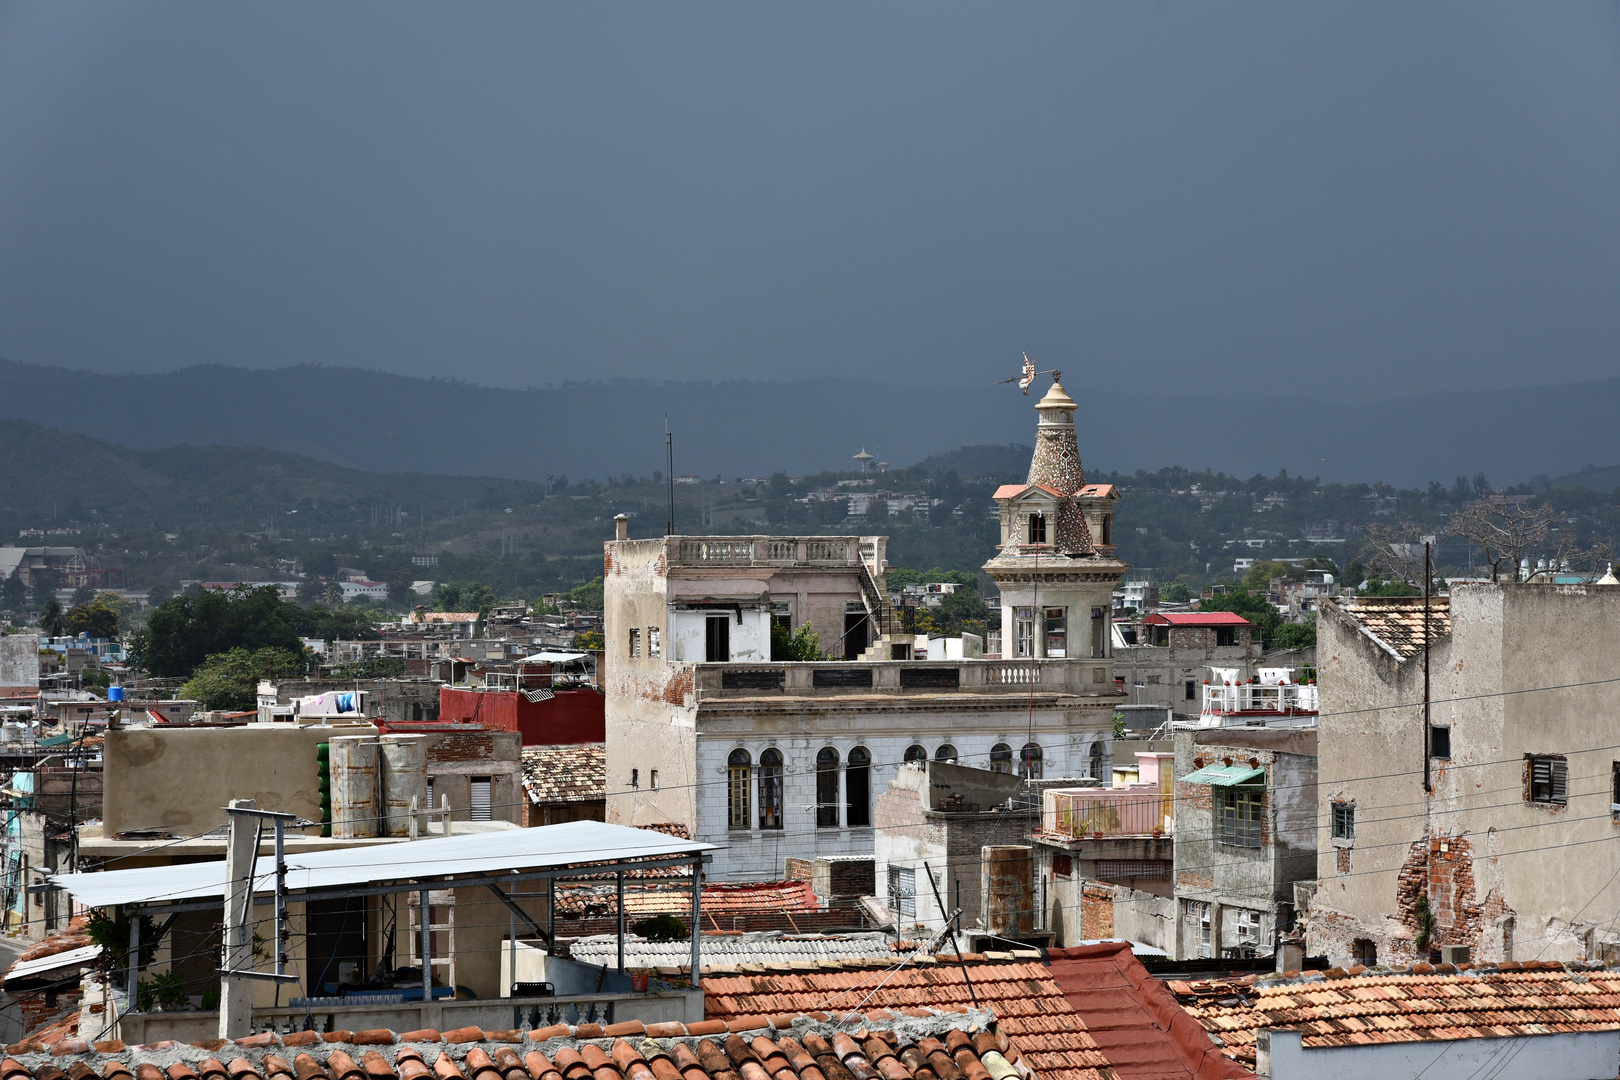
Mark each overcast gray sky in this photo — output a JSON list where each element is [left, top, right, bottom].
[[1, 3, 1617, 396]]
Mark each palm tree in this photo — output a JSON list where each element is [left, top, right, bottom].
[[323, 582, 344, 606], [39, 598, 65, 637]]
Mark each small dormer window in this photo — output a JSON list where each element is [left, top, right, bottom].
[[1028, 513, 1047, 544]]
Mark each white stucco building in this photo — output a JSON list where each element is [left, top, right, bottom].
[[601, 379, 1129, 880]]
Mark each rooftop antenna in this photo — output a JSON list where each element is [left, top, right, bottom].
[[666, 416, 675, 536], [996, 352, 1062, 395]]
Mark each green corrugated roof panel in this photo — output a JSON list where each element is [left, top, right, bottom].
[[1180, 764, 1265, 786]]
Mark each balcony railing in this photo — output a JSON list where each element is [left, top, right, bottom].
[[1043, 788, 1172, 838], [666, 535, 885, 569], [697, 658, 1118, 697]]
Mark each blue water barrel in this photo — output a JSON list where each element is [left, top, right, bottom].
[[108, 685, 125, 702]]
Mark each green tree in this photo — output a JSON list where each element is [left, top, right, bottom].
[[181, 646, 306, 711], [70, 585, 95, 608], [771, 621, 825, 661], [0, 577, 26, 611], [935, 589, 990, 635], [572, 630, 604, 651], [65, 599, 120, 639], [386, 568, 415, 606], [564, 577, 603, 613], [129, 586, 303, 678], [1159, 581, 1193, 604], [30, 569, 58, 607], [1242, 560, 1295, 591], [322, 582, 344, 606], [38, 598, 65, 637]]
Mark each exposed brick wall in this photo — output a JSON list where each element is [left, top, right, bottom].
[[873, 788, 927, 843], [1080, 883, 1115, 940]]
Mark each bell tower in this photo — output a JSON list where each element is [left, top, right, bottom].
[[982, 377, 1128, 660]]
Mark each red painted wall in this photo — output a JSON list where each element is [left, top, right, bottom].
[[436, 687, 604, 745]]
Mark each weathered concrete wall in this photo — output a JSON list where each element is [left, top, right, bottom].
[[1112, 885, 1175, 954], [603, 539, 699, 834], [1173, 728, 1316, 960], [0, 635, 39, 690], [1257, 1027, 1619, 1080], [1310, 584, 1620, 966], [103, 723, 375, 835]]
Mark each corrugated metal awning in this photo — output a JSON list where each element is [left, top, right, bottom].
[[48, 820, 712, 910], [5, 944, 103, 986], [1179, 764, 1265, 787]]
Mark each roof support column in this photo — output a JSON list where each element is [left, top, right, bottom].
[[616, 871, 625, 974], [419, 888, 431, 1003], [218, 798, 256, 1040], [689, 854, 701, 988]]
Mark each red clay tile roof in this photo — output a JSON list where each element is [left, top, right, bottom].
[[1170, 963, 1620, 1069], [1044, 945, 1253, 1080], [704, 953, 1116, 1080], [522, 745, 605, 804], [0, 1013, 1018, 1080], [1326, 596, 1451, 661], [1142, 614, 1249, 628], [554, 881, 816, 920]]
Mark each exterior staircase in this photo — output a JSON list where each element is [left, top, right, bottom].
[[854, 554, 904, 661]]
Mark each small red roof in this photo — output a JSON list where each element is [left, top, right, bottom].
[[1046, 943, 1255, 1080], [1143, 612, 1251, 627], [1076, 483, 1120, 498], [992, 482, 1069, 500]]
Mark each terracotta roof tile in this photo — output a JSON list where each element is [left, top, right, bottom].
[[1173, 966, 1620, 1067], [1329, 596, 1451, 661]]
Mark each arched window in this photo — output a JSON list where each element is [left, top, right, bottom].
[[758, 748, 784, 830], [1089, 741, 1105, 782], [935, 744, 958, 763], [904, 744, 927, 765], [816, 748, 840, 828], [846, 747, 871, 827], [727, 749, 751, 830], [990, 743, 1013, 774], [1028, 513, 1047, 545], [1020, 742, 1043, 780]]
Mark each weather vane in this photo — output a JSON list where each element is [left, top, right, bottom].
[[997, 352, 1061, 395]]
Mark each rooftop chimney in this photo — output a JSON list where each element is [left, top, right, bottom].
[[614, 513, 630, 541]]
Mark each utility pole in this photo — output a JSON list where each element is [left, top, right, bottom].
[[1423, 541, 1432, 796], [666, 417, 675, 536], [219, 799, 257, 1039]]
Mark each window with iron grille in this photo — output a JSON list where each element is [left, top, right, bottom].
[[1218, 787, 1263, 848], [1529, 755, 1567, 805], [1097, 859, 1170, 880], [887, 866, 916, 917], [628, 628, 640, 658], [648, 627, 661, 658], [1331, 801, 1355, 842]]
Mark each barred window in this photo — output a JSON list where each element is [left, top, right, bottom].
[[888, 866, 916, 917], [1218, 787, 1263, 848], [648, 627, 661, 658], [628, 628, 640, 658], [1529, 755, 1567, 805], [990, 743, 1013, 774], [1331, 801, 1355, 841], [1096, 859, 1170, 880], [727, 749, 751, 829]]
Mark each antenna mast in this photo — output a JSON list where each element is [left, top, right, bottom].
[[666, 417, 675, 536]]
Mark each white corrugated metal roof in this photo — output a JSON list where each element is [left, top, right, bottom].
[[517, 651, 589, 664], [50, 820, 712, 909], [4, 944, 104, 985]]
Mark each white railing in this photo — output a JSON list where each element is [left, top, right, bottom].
[[985, 663, 1040, 685]]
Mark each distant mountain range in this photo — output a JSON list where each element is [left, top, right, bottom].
[[3, 358, 1618, 487]]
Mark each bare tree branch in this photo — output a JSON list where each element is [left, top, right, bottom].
[[1447, 496, 1560, 582]]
